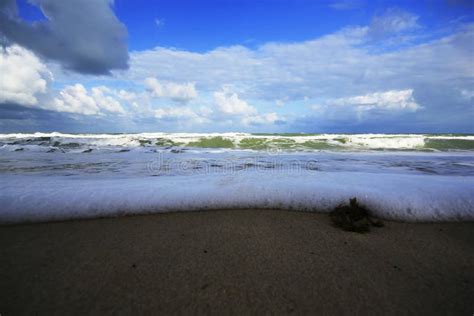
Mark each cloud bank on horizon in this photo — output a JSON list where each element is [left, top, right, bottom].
[[0, 0, 473, 133]]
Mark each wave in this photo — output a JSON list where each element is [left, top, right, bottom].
[[1, 133, 473, 223], [1, 132, 474, 152]]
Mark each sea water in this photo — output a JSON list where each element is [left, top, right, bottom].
[[0, 132, 473, 223]]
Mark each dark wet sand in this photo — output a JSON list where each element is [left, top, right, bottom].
[[0, 210, 473, 315]]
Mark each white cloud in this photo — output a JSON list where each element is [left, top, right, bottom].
[[125, 22, 474, 109], [117, 89, 139, 102], [154, 106, 209, 124], [144, 78, 198, 103], [0, 45, 127, 117], [211, 87, 282, 126], [213, 87, 257, 115], [330, 89, 421, 111], [51, 84, 125, 115], [51, 84, 99, 115], [128, 46, 265, 94], [91, 86, 126, 114], [242, 112, 281, 125], [0, 45, 51, 106], [123, 27, 373, 103], [369, 8, 419, 39]]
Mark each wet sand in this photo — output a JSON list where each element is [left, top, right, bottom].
[[0, 210, 473, 315]]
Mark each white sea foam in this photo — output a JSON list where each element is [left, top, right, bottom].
[[0, 171, 473, 224]]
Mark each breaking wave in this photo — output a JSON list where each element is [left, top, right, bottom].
[[1, 132, 474, 152]]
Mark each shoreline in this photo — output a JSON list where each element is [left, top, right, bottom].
[[1, 209, 473, 314], [2, 207, 474, 227]]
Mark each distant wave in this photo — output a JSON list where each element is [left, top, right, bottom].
[[1, 132, 474, 152]]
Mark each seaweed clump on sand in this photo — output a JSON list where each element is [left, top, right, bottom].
[[330, 198, 384, 233]]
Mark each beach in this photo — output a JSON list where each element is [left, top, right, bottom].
[[1, 209, 473, 315], [2, 0, 474, 313]]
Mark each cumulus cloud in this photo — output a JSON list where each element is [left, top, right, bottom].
[[0, 45, 51, 106], [117, 90, 139, 102], [90, 87, 126, 114], [144, 78, 198, 103], [330, 89, 421, 111], [50, 84, 125, 115], [211, 87, 284, 126], [0, 0, 128, 74], [0, 44, 128, 117], [213, 87, 257, 115]]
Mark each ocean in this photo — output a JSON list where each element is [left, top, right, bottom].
[[1, 132, 473, 223]]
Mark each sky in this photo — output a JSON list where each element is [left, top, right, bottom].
[[0, 0, 473, 133]]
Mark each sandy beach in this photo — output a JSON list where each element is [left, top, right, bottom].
[[1, 209, 473, 315]]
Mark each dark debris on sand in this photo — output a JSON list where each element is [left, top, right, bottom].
[[330, 198, 384, 233]]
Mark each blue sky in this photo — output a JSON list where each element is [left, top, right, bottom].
[[115, 0, 473, 51], [0, 0, 473, 133]]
